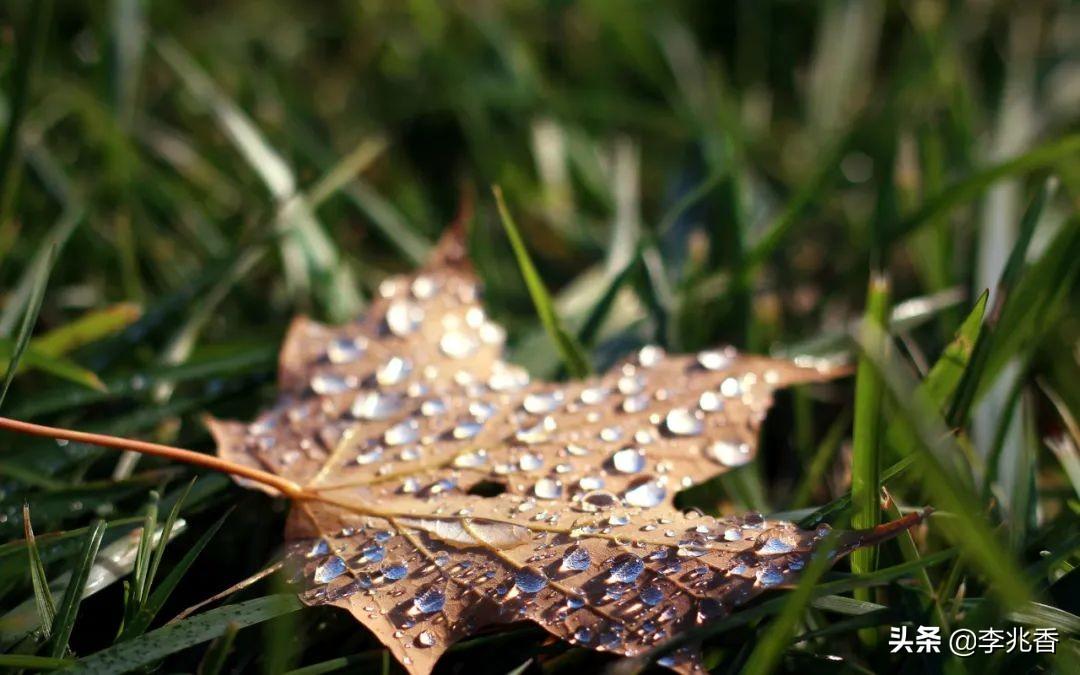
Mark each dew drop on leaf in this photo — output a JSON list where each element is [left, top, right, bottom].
[[624, 477, 666, 507], [562, 546, 591, 571], [611, 448, 645, 474], [413, 587, 446, 614], [641, 583, 664, 606], [382, 561, 408, 580], [314, 556, 347, 583], [608, 553, 644, 583], [664, 408, 703, 436], [514, 566, 549, 593]]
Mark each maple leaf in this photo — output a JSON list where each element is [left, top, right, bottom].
[[197, 225, 923, 674], [0, 224, 926, 674]]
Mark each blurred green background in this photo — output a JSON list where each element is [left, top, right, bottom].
[[0, 1, 1077, 673]]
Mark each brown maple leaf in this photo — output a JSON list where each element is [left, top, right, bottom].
[[0, 224, 925, 675]]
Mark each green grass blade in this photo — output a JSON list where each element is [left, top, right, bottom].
[[0, 244, 57, 410], [47, 519, 106, 657], [144, 479, 195, 599], [69, 595, 304, 675], [740, 533, 840, 674], [492, 186, 591, 377], [0, 654, 73, 670], [123, 507, 231, 639], [197, 621, 238, 675], [0, 0, 53, 236], [948, 181, 1051, 425], [31, 303, 142, 357], [22, 504, 55, 639], [856, 322, 1031, 608], [850, 274, 891, 596], [892, 134, 1079, 243], [124, 492, 159, 625]]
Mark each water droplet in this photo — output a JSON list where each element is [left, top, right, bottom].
[[562, 546, 591, 571], [599, 426, 623, 442], [452, 420, 484, 440], [638, 345, 665, 367], [534, 477, 563, 499], [386, 300, 423, 336], [377, 357, 412, 386], [720, 377, 741, 398], [697, 350, 732, 371], [664, 408, 703, 436], [756, 566, 784, 587], [607, 513, 630, 526], [641, 584, 664, 606], [618, 374, 645, 395], [440, 331, 479, 359], [622, 394, 649, 413], [523, 391, 562, 415], [624, 477, 666, 507], [453, 449, 488, 468], [608, 553, 644, 583], [361, 544, 386, 563], [400, 477, 421, 494], [421, 399, 447, 416], [579, 387, 608, 405], [757, 537, 795, 555], [697, 598, 724, 622], [566, 593, 585, 609], [514, 566, 549, 593], [307, 540, 330, 558], [311, 374, 351, 395], [574, 627, 594, 643], [567, 443, 589, 456], [352, 392, 402, 420], [417, 630, 437, 647], [515, 421, 550, 444], [698, 391, 724, 413], [384, 420, 419, 446], [382, 561, 408, 580], [611, 448, 645, 474], [578, 475, 605, 490], [355, 446, 384, 465], [413, 587, 446, 613], [328, 337, 366, 364], [411, 275, 437, 299], [706, 440, 751, 466], [314, 556, 347, 583], [518, 452, 544, 471]]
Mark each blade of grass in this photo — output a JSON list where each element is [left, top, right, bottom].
[[122, 508, 232, 639], [492, 185, 590, 377], [22, 504, 55, 639], [70, 595, 304, 675], [47, 520, 106, 657], [947, 180, 1052, 426], [891, 134, 1079, 243], [0, 654, 73, 670], [123, 491, 159, 628], [31, 303, 142, 357], [856, 322, 1031, 608], [197, 622, 239, 675], [883, 493, 948, 631], [0, 0, 53, 237], [0, 244, 57, 410], [740, 533, 840, 674], [850, 273, 891, 627], [144, 479, 194, 599]]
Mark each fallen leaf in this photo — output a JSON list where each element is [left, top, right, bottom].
[[202, 224, 921, 673]]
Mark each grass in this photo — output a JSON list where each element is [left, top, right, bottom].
[[0, 1, 1078, 673]]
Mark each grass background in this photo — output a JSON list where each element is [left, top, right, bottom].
[[0, 0, 1078, 673]]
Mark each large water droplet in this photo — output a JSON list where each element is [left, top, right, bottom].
[[421, 399, 447, 416], [518, 452, 544, 471], [377, 357, 412, 386], [608, 553, 645, 583], [624, 477, 666, 507], [756, 537, 795, 555], [756, 566, 784, 587], [386, 301, 422, 336], [355, 446, 384, 465], [579, 387, 608, 405], [314, 556, 347, 583], [697, 350, 732, 371], [638, 345, 665, 367], [664, 408, 703, 436], [514, 566, 549, 593], [352, 392, 402, 420], [574, 627, 593, 643], [440, 331, 479, 359], [452, 420, 484, 440], [311, 373, 351, 395], [327, 337, 366, 364], [534, 477, 563, 499], [698, 391, 724, 413], [382, 561, 408, 580], [417, 630, 437, 647], [523, 391, 562, 415], [580, 490, 619, 511], [453, 449, 488, 468], [361, 544, 386, 563], [413, 587, 446, 613], [706, 440, 751, 466], [617, 374, 645, 395], [641, 584, 664, 606], [562, 546, 591, 571], [611, 448, 645, 474], [384, 420, 419, 446]]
